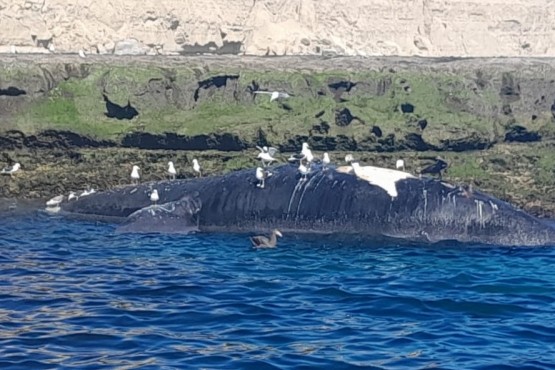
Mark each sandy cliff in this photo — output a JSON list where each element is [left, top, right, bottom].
[[0, 0, 554, 57]]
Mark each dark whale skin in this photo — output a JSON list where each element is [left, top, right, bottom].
[[61, 164, 555, 247]]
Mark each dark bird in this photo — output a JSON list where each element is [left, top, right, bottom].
[[102, 93, 139, 120], [420, 157, 448, 178], [250, 229, 283, 248]]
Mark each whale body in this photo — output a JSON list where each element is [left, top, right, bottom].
[[60, 164, 555, 247]]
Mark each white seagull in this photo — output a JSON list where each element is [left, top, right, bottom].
[[192, 159, 201, 177], [78, 49, 86, 58], [298, 162, 309, 181], [168, 161, 177, 180], [1, 163, 20, 176], [301, 142, 314, 166], [68, 191, 78, 201], [255, 167, 269, 188], [256, 146, 278, 167], [46, 195, 64, 207], [253, 90, 292, 102], [396, 159, 406, 172], [131, 165, 140, 184], [80, 187, 96, 197], [322, 152, 331, 169], [150, 189, 159, 205]]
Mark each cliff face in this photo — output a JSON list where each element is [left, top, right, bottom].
[[0, 0, 554, 57]]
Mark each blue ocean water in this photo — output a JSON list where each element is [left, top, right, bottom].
[[1, 213, 555, 369]]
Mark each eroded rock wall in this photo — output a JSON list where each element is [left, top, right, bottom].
[[0, 0, 553, 57]]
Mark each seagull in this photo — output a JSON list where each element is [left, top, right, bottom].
[[78, 49, 86, 58], [322, 152, 331, 169], [68, 191, 78, 201], [301, 142, 314, 166], [288, 143, 314, 167], [421, 157, 449, 179], [192, 159, 201, 177], [1, 163, 20, 176], [131, 165, 140, 184], [150, 189, 159, 205], [345, 154, 354, 164], [255, 167, 269, 188], [168, 161, 177, 180], [250, 229, 283, 248], [298, 162, 309, 181], [396, 159, 405, 172], [80, 187, 96, 197], [46, 195, 64, 207], [253, 91, 292, 102], [256, 146, 278, 167]]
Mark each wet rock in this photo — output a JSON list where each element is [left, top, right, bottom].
[[403, 133, 432, 151], [504, 125, 541, 142], [439, 133, 493, 152], [121, 132, 247, 151], [0, 130, 115, 150]]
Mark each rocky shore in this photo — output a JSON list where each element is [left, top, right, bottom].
[[1, 55, 554, 217]]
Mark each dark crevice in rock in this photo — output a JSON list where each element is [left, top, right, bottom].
[[504, 125, 541, 142], [194, 75, 239, 102], [314, 110, 325, 118], [500, 72, 521, 103], [310, 121, 330, 135], [0, 130, 115, 150], [0, 87, 26, 96], [102, 93, 139, 120], [417, 119, 428, 130], [439, 133, 493, 152], [328, 80, 357, 101], [121, 132, 247, 151], [335, 107, 362, 127], [371, 126, 383, 138], [403, 133, 432, 151], [400, 103, 415, 114]]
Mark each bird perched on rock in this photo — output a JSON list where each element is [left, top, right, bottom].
[[168, 161, 177, 180], [256, 146, 278, 167], [150, 189, 159, 205], [250, 229, 283, 248], [192, 159, 201, 177], [420, 157, 448, 179], [131, 165, 140, 185], [1, 162, 20, 176], [253, 90, 292, 102], [68, 191, 78, 201], [396, 159, 405, 172]]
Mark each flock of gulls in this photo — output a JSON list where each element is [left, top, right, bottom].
[[3, 142, 449, 248]]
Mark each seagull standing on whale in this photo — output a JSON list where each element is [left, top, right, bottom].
[[255, 167, 269, 188], [256, 146, 278, 167], [150, 189, 159, 205]]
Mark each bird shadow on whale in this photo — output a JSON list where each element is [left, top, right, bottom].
[[116, 194, 201, 234]]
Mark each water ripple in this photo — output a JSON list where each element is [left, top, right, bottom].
[[0, 213, 554, 369]]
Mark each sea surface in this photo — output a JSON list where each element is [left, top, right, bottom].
[[1, 212, 555, 369]]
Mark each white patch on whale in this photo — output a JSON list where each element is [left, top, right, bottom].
[[336, 164, 415, 198]]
